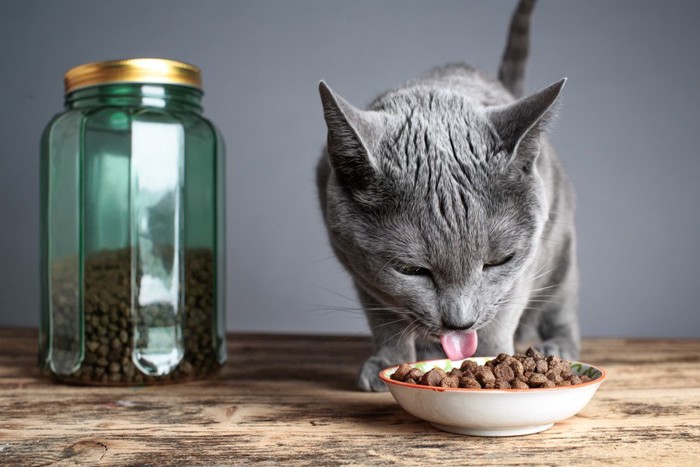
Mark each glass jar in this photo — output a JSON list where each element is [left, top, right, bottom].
[[39, 59, 226, 385]]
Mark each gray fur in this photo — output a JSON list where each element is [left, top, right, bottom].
[[316, 0, 579, 391]]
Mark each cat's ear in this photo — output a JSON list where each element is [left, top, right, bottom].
[[486, 78, 566, 170], [319, 81, 388, 190]]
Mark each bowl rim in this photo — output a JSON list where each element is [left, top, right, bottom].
[[379, 357, 607, 393]]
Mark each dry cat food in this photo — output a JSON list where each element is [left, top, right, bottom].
[[44, 248, 222, 385], [390, 347, 591, 389]]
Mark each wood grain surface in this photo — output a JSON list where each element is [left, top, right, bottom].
[[0, 328, 698, 465]]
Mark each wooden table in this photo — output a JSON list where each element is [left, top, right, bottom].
[[0, 329, 698, 465]]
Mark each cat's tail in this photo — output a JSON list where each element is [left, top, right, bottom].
[[498, 0, 536, 98]]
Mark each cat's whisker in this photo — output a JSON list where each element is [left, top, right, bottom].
[[497, 298, 537, 305], [306, 303, 405, 312], [515, 261, 551, 285], [383, 325, 408, 347], [526, 263, 562, 283], [513, 263, 558, 288], [506, 277, 580, 298], [374, 253, 401, 282], [305, 309, 386, 319], [336, 329, 374, 343], [395, 319, 419, 350], [305, 303, 361, 311], [498, 299, 562, 306], [544, 219, 575, 227], [529, 283, 567, 293], [512, 320, 538, 331], [501, 289, 556, 299], [407, 319, 430, 348], [304, 307, 406, 318], [374, 317, 415, 330], [513, 282, 579, 297], [305, 308, 366, 317], [309, 285, 361, 304], [537, 236, 568, 245], [305, 255, 338, 265], [383, 319, 417, 349], [513, 292, 556, 299], [497, 291, 560, 303], [513, 261, 564, 287], [500, 296, 562, 303]]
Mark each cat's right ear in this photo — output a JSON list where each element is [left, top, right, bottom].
[[486, 78, 566, 171], [319, 81, 387, 190]]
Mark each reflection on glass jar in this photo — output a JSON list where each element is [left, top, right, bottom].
[[40, 59, 226, 385]]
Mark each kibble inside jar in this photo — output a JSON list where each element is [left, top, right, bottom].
[[43, 248, 223, 385]]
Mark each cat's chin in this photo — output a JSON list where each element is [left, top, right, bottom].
[[439, 331, 478, 361]]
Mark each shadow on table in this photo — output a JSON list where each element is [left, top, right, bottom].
[[327, 397, 432, 430], [212, 365, 447, 435], [214, 364, 364, 391]]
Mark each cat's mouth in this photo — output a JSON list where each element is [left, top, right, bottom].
[[439, 330, 478, 361]]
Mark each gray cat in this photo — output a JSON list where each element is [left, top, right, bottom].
[[316, 0, 579, 391]]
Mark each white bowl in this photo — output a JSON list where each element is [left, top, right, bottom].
[[380, 357, 606, 437]]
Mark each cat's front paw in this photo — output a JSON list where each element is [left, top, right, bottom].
[[536, 338, 580, 361], [357, 356, 393, 392]]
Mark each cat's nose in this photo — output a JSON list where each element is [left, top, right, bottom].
[[441, 318, 476, 331]]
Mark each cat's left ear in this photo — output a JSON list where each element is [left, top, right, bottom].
[[486, 78, 566, 171], [319, 81, 391, 191]]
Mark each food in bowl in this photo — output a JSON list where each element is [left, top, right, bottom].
[[380, 353, 606, 436], [390, 347, 591, 389]]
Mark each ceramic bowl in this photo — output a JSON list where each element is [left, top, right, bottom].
[[380, 357, 606, 437]]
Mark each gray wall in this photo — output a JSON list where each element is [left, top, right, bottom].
[[1, 1, 699, 338]]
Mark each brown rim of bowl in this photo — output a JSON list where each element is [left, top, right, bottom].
[[379, 358, 607, 393]]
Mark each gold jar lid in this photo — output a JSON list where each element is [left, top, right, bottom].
[[64, 58, 202, 94]]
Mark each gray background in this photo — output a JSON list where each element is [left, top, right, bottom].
[[1, 0, 699, 338]]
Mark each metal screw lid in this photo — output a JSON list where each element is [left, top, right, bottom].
[[64, 58, 202, 94]]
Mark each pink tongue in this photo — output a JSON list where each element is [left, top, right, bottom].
[[440, 331, 478, 361]]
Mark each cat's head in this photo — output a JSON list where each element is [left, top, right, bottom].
[[319, 79, 565, 342]]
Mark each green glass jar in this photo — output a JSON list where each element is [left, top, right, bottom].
[[40, 59, 226, 385]]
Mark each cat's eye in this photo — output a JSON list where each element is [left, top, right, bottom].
[[394, 263, 431, 276], [483, 253, 515, 269]]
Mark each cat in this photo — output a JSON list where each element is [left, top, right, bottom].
[[316, 0, 580, 391]]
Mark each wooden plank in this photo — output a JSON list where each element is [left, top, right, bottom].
[[0, 329, 698, 465]]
